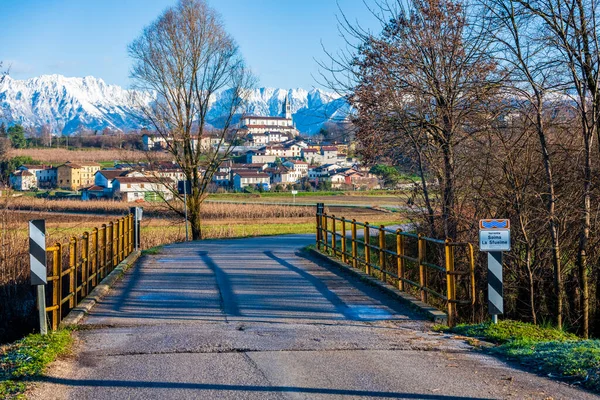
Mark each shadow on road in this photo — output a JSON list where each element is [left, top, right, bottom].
[[36, 376, 488, 400]]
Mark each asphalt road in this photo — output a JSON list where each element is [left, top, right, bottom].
[[30, 235, 597, 399]]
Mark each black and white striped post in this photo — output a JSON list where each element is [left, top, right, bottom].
[[129, 207, 143, 251], [479, 219, 511, 324], [29, 219, 48, 335]]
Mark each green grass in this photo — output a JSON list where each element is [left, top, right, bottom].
[[207, 190, 403, 199], [141, 245, 163, 255], [439, 320, 600, 392], [98, 161, 115, 168], [449, 320, 577, 343], [0, 329, 73, 399]]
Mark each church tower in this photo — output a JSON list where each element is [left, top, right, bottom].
[[282, 92, 292, 122]]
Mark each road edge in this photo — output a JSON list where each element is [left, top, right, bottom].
[[59, 250, 142, 327], [307, 248, 448, 324]]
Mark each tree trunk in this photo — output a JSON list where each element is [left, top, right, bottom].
[[578, 131, 591, 338], [188, 195, 203, 241], [414, 144, 436, 237], [535, 106, 563, 329], [441, 140, 456, 240]]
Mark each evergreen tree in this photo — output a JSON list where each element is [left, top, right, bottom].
[[7, 124, 26, 148]]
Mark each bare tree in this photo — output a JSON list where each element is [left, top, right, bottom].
[[481, 0, 566, 328], [332, 0, 499, 239], [129, 0, 254, 240], [513, 0, 600, 338]]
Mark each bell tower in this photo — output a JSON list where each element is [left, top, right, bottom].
[[282, 92, 292, 122]]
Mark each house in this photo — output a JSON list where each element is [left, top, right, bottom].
[[94, 169, 145, 198], [57, 162, 101, 191], [17, 165, 57, 188], [245, 150, 277, 164], [346, 170, 380, 190], [308, 164, 342, 179], [232, 170, 271, 191], [212, 172, 231, 187], [142, 134, 168, 151], [323, 171, 347, 189], [81, 185, 107, 201], [302, 146, 340, 165], [9, 170, 36, 191], [267, 166, 299, 185], [113, 177, 174, 202], [283, 160, 309, 176], [302, 148, 319, 164]]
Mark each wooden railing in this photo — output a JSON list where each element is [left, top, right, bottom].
[[45, 214, 134, 330], [316, 208, 475, 326]]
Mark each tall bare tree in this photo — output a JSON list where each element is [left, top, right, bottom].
[[129, 0, 254, 240], [338, 0, 499, 239], [481, 0, 566, 328], [513, 0, 600, 338]]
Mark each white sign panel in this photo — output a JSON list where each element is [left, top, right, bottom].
[[479, 230, 510, 252], [291, 190, 298, 195]]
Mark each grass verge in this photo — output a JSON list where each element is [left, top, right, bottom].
[[141, 245, 163, 256], [0, 329, 73, 399], [436, 320, 600, 393]]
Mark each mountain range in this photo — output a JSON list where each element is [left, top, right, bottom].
[[0, 74, 350, 135]]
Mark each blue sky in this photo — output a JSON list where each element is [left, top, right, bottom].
[[0, 0, 380, 90]]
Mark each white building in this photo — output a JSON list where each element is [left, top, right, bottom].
[[18, 165, 57, 188], [142, 134, 168, 151], [94, 169, 145, 198], [10, 170, 36, 191], [232, 170, 271, 191], [283, 160, 309, 176], [113, 177, 174, 202], [238, 94, 299, 137]]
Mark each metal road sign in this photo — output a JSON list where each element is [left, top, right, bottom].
[[29, 219, 47, 285], [479, 219, 510, 230], [479, 230, 511, 251], [177, 180, 191, 195], [479, 219, 510, 252]]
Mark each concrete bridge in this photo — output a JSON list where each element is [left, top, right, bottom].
[[31, 235, 594, 399]]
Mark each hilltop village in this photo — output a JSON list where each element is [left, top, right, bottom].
[[7, 96, 378, 201]]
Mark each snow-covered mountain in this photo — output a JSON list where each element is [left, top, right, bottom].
[[0, 74, 350, 135]]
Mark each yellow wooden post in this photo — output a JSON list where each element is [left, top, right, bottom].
[[445, 240, 456, 327], [51, 246, 60, 330], [119, 218, 124, 262], [379, 226, 386, 283], [331, 216, 337, 256], [418, 234, 427, 303], [341, 217, 347, 263], [112, 222, 118, 268], [101, 224, 107, 279], [56, 243, 63, 325], [323, 215, 328, 253], [69, 237, 77, 306], [396, 230, 404, 291], [351, 219, 358, 269], [364, 222, 371, 275], [81, 233, 89, 298], [92, 228, 98, 287]]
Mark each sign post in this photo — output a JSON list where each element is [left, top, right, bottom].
[[479, 219, 510, 324], [130, 207, 143, 251], [29, 219, 48, 335], [291, 190, 298, 204]]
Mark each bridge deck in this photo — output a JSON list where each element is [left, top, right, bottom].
[[31, 235, 595, 399]]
